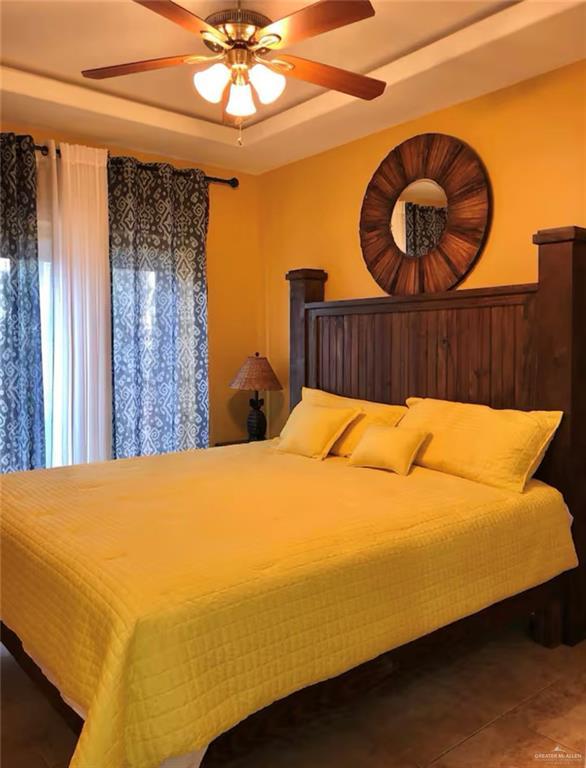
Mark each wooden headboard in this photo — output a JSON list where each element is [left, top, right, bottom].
[[287, 226, 586, 643]]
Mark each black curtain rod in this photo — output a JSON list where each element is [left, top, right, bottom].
[[33, 144, 239, 188]]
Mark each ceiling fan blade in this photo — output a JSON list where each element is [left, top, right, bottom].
[[82, 54, 215, 80], [256, 0, 374, 50], [271, 54, 385, 100], [132, 0, 227, 43]]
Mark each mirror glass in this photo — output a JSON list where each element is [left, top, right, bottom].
[[390, 179, 448, 257]]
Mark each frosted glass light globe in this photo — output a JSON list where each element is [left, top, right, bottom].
[[193, 64, 231, 104], [249, 64, 286, 104], [225, 83, 256, 117]]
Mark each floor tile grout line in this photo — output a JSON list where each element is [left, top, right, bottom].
[[522, 724, 585, 757], [511, 653, 586, 755], [425, 678, 560, 766]]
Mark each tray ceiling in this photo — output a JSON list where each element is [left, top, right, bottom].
[[1, 1, 512, 125], [1, 1, 584, 173]]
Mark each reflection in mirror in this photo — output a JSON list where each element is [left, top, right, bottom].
[[391, 179, 448, 257]]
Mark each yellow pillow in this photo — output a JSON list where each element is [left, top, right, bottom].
[[278, 401, 361, 460], [302, 387, 407, 456], [349, 424, 428, 475], [400, 397, 563, 492]]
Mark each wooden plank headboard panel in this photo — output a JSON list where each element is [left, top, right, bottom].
[[287, 226, 586, 644], [303, 285, 537, 411]]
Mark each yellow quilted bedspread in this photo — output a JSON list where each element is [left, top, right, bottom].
[[1, 441, 578, 768]]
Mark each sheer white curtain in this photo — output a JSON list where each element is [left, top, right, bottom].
[[37, 141, 111, 466]]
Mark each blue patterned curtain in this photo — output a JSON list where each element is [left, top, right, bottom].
[[108, 157, 209, 458], [0, 133, 45, 472], [405, 202, 448, 257]]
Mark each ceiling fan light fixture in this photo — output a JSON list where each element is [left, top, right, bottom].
[[226, 82, 257, 117], [82, 0, 386, 125], [249, 63, 286, 104], [193, 63, 231, 103]]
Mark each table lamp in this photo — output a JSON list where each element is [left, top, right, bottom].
[[229, 352, 282, 441]]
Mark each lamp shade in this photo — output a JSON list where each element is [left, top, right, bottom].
[[193, 63, 231, 104], [230, 353, 282, 392], [249, 64, 286, 104], [225, 82, 256, 117]]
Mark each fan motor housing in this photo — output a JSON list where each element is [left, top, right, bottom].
[[203, 8, 272, 50]]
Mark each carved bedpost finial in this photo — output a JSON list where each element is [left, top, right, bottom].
[[286, 269, 328, 410], [533, 225, 586, 646]]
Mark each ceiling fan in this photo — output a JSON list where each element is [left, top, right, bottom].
[[82, 0, 386, 124]]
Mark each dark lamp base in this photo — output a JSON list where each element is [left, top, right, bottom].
[[247, 396, 266, 441]]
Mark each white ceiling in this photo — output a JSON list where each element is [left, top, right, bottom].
[[1, 1, 512, 125], [1, 0, 585, 173]]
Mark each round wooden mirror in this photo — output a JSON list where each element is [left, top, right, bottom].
[[359, 133, 491, 295]]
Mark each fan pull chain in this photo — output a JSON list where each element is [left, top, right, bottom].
[[238, 123, 243, 147]]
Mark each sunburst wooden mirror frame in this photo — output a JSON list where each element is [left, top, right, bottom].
[[359, 133, 492, 295]]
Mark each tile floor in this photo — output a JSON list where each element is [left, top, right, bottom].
[[2, 625, 585, 768]]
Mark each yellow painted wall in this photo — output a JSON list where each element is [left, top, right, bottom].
[[0, 121, 262, 445], [261, 60, 586, 433], [3, 60, 585, 443]]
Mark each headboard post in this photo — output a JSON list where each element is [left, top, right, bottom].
[[286, 269, 327, 408], [533, 225, 586, 644]]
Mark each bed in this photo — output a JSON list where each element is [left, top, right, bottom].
[[1, 225, 585, 768]]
